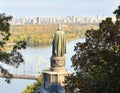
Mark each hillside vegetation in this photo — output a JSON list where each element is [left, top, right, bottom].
[[9, 24, 98, 47]]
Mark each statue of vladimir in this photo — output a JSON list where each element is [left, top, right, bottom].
[[52, 25, 66, 57]]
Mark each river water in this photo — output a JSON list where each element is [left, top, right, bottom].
[[0, 38, 85, 93]]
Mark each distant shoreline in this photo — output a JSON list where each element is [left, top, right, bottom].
[[9, 24, 98, 47]]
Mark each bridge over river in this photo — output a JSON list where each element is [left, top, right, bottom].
[[0, 56, 49, 80]]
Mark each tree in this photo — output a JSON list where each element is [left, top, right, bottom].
[[0, 13, 26, 83], [113, 5, 120, 20], [22, 75, 43, 93], [65, 6, 120, 93]]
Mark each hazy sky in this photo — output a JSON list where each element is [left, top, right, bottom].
[[0, 0, 120, 17]]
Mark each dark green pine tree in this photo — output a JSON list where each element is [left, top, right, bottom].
[[65, 6, 120, 93], [0, 13, 26, 83]]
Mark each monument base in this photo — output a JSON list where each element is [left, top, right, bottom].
[[36, 70, 72, 93], [36, 56, 72, 93]]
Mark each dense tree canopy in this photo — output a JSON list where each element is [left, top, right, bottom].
[[0, 13, 26, 83], [65, 6, 120, 93]]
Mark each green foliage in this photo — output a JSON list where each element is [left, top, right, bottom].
[[0, 13, 26, 83], [113, 5, 120, 19], [65, 7, 120, 93], [22, 75, 43, 93]]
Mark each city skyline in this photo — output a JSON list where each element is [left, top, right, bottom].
[[0, 0, 120, 17], [11, 15, 113, 25]]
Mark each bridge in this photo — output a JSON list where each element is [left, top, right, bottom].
[[0, 56, 49, 80], [0, 73, 38, 80]]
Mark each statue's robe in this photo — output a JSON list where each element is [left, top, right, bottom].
[[52, 30, 66, 57]]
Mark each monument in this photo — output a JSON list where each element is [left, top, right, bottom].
[[37, 25, 71, 93]]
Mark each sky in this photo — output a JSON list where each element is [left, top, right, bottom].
[[0, 0, 120, 17]]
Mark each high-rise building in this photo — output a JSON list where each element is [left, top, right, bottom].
[[22, 16, 28, 24]]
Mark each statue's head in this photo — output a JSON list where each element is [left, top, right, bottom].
[[57, 25, 63, 31]]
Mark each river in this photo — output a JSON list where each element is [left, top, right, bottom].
[[0, 38, 85, 93]]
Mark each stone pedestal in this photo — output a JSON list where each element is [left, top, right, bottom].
[[36, 56, 72, 93], [50, 56, 66, 72], [41, 70, 71, 93]]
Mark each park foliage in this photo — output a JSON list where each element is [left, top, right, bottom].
[[65, 5, 120, 93], [0, 13, 26, 83]]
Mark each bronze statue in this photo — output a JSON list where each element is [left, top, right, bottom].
[[52, 25, 66, 57]]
